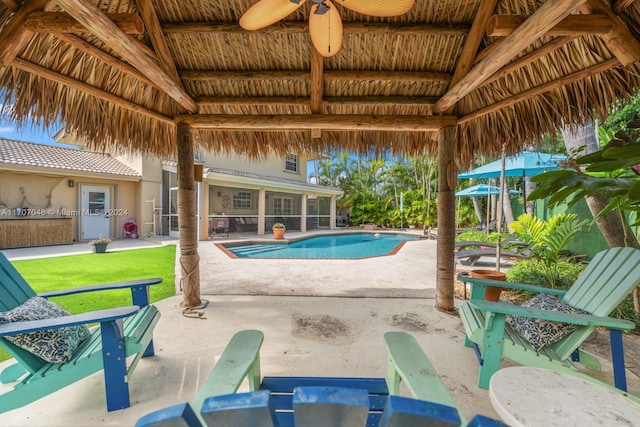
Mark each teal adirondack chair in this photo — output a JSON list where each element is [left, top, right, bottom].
[[0, 252, 162, 412], [459, 247, 640, 393]]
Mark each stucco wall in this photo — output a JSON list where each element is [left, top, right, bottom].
[[0, 170, 140, 243], [202, 152, 309, 182]]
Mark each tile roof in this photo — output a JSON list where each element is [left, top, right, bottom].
[[0, 138, 140, 177]]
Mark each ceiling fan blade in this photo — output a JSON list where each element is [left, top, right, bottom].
[[239, 0, 306, 30], [309, 1, 343, 57], [337, 0, 414, 17]]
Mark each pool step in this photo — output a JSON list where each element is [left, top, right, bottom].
[[231, 244, 287, 256]]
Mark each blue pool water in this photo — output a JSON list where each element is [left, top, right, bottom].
[[222, 233, 420, 259]]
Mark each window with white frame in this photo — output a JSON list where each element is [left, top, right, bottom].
[[233, 191, 252, 209], [285, 154, 298, 173], [273, 196, 292, 215]]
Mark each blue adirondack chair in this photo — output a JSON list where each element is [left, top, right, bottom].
[[459, 247, 640, 393], [136, 330, 509, 427], [0, 251, 162, 412]]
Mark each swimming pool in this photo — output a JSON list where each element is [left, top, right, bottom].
[[219, 232, 420, 259]]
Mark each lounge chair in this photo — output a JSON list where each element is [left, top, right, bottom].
[[455, 247, 529, 265], [423, 225, 437, 239], [473, 219, 497, 232], [458, 247, 640, 394], [454, 241, 498, 250]]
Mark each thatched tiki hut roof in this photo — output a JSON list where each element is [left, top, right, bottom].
[[2, 0, 640, 310]]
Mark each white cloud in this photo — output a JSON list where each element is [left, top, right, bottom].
[[0, 126, 15, 133]]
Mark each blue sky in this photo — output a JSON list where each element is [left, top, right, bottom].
[[0, 119, 63, 145], [0, 112, 82, 149]]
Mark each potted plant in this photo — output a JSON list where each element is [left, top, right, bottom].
[[89, 236, 112, 253], [272, 223, 286, 240], [469, 269, 506, 301]]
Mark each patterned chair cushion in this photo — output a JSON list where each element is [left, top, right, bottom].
[[0, 297, 91, 363], [506, 293, 589, 351]]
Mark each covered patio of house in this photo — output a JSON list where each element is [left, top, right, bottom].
[[3, 0, 640, 423]]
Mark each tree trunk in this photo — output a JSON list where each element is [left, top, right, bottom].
[[472, 197, 484, 224], [561, 122, 640, 312], [502, 193, 515, 225], [436, 126, 457, 312], [177, 122, 201, 308], [524, 176, 536, 215]]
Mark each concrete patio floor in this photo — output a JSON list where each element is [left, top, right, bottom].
[[1, 232, 638, 426]]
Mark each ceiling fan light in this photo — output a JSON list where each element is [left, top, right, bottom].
[[309, 1, 343, 57]]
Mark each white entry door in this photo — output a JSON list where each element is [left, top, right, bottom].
[[82, 186, 111, 240]]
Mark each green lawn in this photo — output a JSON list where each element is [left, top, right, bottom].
[[0, 245, 176, 362]]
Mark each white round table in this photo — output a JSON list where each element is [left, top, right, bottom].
[[489, 367, 640, 426]]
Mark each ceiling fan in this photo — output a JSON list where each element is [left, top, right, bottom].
[[239, 0, 415, 57]]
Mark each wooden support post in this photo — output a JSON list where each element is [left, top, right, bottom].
[[436, 126, 457, 312], [177, 122, 201, 308], [310, 48, 324, 138]]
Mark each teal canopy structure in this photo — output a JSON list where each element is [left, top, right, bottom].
[[458, 151, 566, 179]]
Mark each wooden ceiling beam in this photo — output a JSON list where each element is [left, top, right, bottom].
[[180, 70, 451, 83], [11, 57, 174, 125], [613, 0, 637, 13], [487, 14, 613, 37], [196, 96, 437, 108], [0, 0, 18, 12], [459, 58, 620, 124], [53, 32, 159, 89], [444, 0, 499, 115], [473, 39, 504, 64], [579, 0, 640, 65], [175, 114, 457, 132], [479, 36, 577, 88], [0, 0, 51, 66], [162, 21, 469, 36], [434, 0, 587, 114], [134, 0, 183, 89], [25, 12, 144, 34], [55, 0, 198, 113]]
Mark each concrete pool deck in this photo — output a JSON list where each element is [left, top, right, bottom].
[[1, 231, 638, 426], [200, 230, 440, 298]]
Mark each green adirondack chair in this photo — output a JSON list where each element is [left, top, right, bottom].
[[0, 252, 162, 413], [458, 247, 640, 393]]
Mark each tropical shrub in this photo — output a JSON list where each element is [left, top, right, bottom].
[[506, 259, 585, 290], [455, 231, 505, 243], [455, 231, 491, 243], [507, 213, 589, 288]]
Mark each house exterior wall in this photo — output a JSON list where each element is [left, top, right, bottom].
[[0, 169, 140, 246], [201, 152, 309, 183], [1, 139, 335, 247], [114, 151, 164, 238]]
